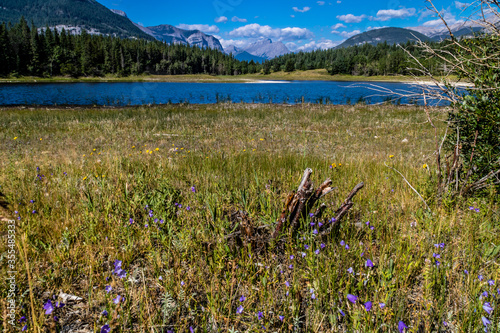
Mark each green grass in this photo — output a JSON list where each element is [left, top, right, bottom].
[[0, 103, 498, 332]]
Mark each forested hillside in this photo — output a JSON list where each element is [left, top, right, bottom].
[[0, 0, 152, 39], [267, 41, 446, 76], [0, 18, 260, 77]]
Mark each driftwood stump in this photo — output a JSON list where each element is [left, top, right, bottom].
[[220, 168, 364, 254]]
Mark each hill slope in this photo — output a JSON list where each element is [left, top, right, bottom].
[[0, 0, 153, 39], [336, 27, 431, 48]]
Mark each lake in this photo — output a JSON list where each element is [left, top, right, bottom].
[[0, 80, 442, 106]]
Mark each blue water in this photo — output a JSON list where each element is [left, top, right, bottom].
[[0, 80, 443, 106]]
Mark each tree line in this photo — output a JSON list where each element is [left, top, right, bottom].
[[0, 17, 450, 78], [0, 17, 261, 77], [266, 41, 447, 76]]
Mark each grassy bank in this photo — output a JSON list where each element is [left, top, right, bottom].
[[0, 103, 498, 332], [0, 69, 430, 84]]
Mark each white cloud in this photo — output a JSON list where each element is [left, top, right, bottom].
[[317, 1, 325, 5], [292, 6, 311, 13], [228, 23, 314, 40], [295, 39, 340, 51], [366, 26, 388, 31], [331, 23, 346, 30], [455, 1, 471, 9], [291, 15, 295, 18], [336, 14, 367, 23], [176, 24, 220, 34], [332, 29, 361, 38], [231, 16, 247, 23], [374, 8, 416, 21], [337, 1, 341, 3], [219, 38, 250, 50], [214, 16, 228, 23]]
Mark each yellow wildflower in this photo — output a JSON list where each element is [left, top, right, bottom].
[[389, 155, 394, 158], [13, 137, 17, 140], [155, 148, 159, 151], [422, 164, 428, 169]]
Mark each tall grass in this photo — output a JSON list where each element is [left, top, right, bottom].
[[0, 103, 498, 332]]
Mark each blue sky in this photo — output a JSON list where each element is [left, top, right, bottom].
[[97, 0, 474, 51]]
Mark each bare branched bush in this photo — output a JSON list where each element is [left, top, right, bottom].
[[405, 0, 500, 198]]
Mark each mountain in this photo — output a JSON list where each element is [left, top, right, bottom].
[[244, 39, 290, 59], [224, 39, 289, 61], [0, 0, 154, 40], [224, 45, 267, 63], [142, 25, 223, 51], [431, 26, 484, 41], [336, 27, 431, 48]]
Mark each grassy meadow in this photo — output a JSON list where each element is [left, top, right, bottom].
[[0, 69, 429, 84], [0, 103, 498, 332]]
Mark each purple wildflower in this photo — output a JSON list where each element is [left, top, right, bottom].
[[345, 244, 350, 250], [19, 316, 27, 323], [479, 275, 484, 281], [101, 324, 111, 333], [191, 186, 196, 193], [314, 249, 320, 255], [435, 260, 440, 266], [318, 222, 323, 227], [347, 294, 358, 304], [113, 295, 122, 304], [285, 281, 290, 287], [320, 243, 326, 249], [186, 206, 190, 211], [43, 300, 54, 315], [366, 259, 374, 267], [311, 293, 316, 300], [433, 253, 441, 259], [129, 218, 134, 224], [364, 301, 372, 311], [53, 316, 58, 322], [289, 264, 293, 269], [32, 210, 36, 214], [340, 240, 345, 246], [55, 302, 64, 308], [469, 206, 474, 210], [379, 303, 386, 309], [398, 321, 408, 332], [239, 296, 246, 302], [488, 279, 495, 286], [105, 285, 112, 293], [301, 252, 306, 258], [22, 325, 27, 331], [347, 267, 354, 274], [464, 269, 469, 275], [309, 213, 314, 217], [181, 281, 185, 286], [483, 302, 493, 315], [279, 315, 284, 321], [257, 311, 264, 320], [304, 244, 310, 250], [370, 226, 374, 230], [102, 310, 108, 317], [290, 255, 294, 260], [482, 316, 491, 327], [482, 291, 488, 298], [475, 208, 480, 213], [339, 309, 345, 316], [236, 305, 244, 314], [30, 200, 34, 203], [313, 229, 318, 234], [190, 327, 194, 333]]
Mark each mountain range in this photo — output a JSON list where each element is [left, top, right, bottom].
[[0, 0, 485, 60]]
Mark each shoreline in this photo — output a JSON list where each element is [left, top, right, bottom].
[[0, 69, 457, 84]]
